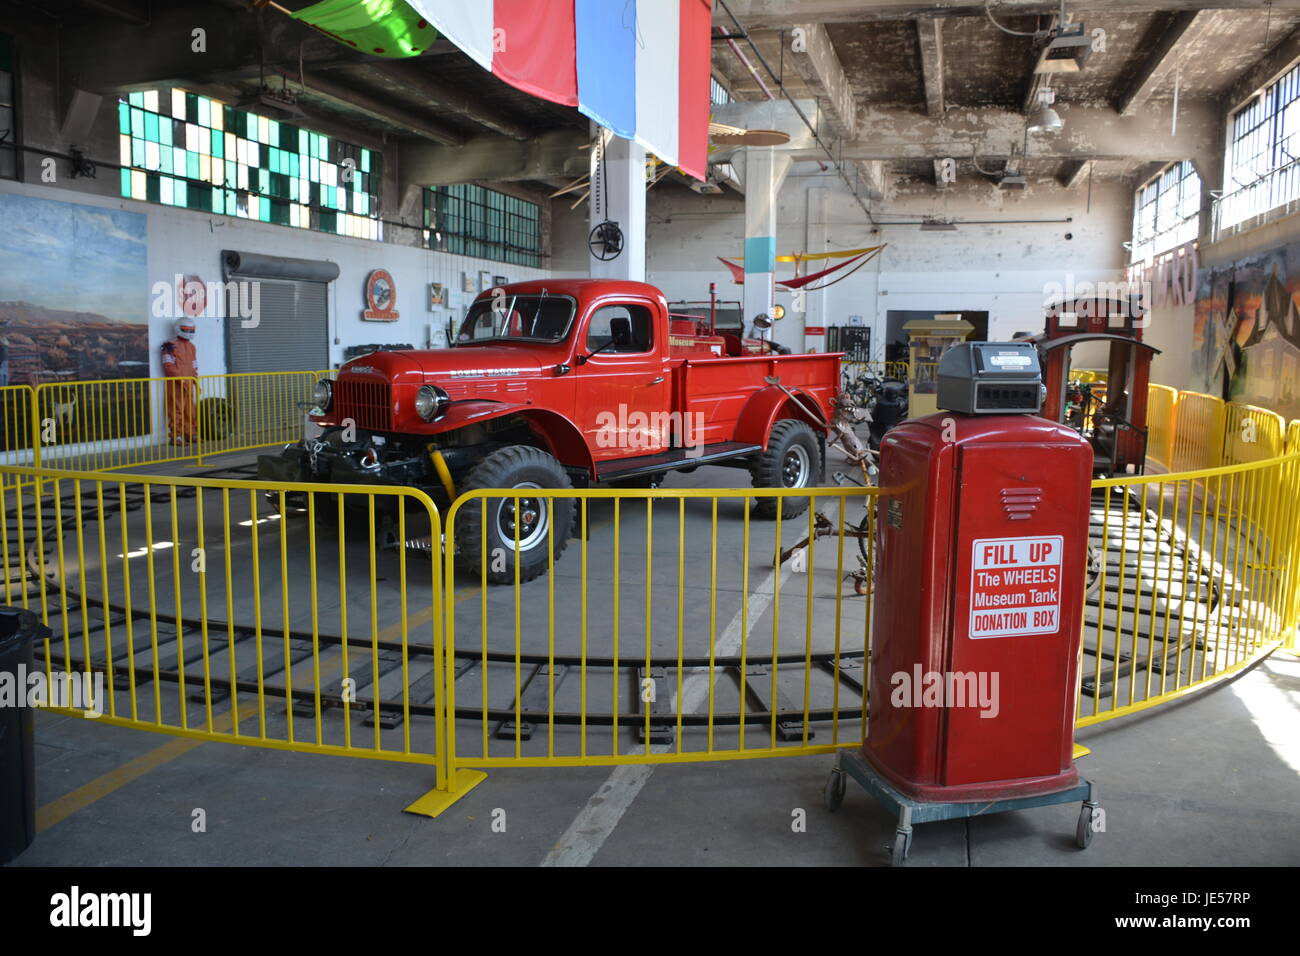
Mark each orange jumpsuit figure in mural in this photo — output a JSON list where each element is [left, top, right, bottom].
[[162, 319, 198, 445]]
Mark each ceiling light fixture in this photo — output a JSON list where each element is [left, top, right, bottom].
[[1027, 89, 1063, 134], [1035, 23, 1092, 74], [920, 218, 958, 232]]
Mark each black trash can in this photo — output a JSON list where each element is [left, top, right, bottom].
[[1, 606, 46, 864]]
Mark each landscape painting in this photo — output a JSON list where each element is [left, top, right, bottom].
[[0, 192, 150, 452], [0, 192, 149, 387]]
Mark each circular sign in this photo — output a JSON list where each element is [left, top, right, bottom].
[[178, 274, 207, 317], [362, 269, 400, 321]]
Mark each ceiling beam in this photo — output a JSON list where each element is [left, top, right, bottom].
[[360, 62, 534, 140], [400, 129, 590, 188], [62, 2, 365, 92], [300, 72, 466, 146], [854, 159, 886, 200], [785, 22, 857, 138], [783, 100, 1221, 163], [718, 0, 1300, 27], [77, 0, 150, 26], [916, 17, 945, 119], [1116, 11, 1212, 117], [1057, 159, 1092, 188], [1224, 24, 1300, 111]]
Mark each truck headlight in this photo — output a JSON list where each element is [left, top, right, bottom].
[[314, 379, 333, 411], [415, 385, 450, 422]]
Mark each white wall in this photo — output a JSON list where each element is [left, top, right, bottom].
[[555, 166, 1131, 358], [0, 178, 547, 378]]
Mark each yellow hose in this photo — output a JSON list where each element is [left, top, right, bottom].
[[429, 448, 457, 501]]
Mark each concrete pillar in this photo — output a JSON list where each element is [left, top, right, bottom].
[[589, 128, 647, 282], [741, 148, 792, 338], [803, 186, 829, 352]]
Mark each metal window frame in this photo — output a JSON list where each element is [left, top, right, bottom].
[[1131, 160, 1200, 259], [116, 87, 381, 239], [425, 184, 542, 268]]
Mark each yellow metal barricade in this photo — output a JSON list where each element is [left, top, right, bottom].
[[1222, 402, 1286, 464], [1169, 391, 1225, 474], [32, 377, 197, 473], [1288, 419, 1300, 454], [0, 384, 37, 490], [1146, 384, 1177, 469], [6, 364, 1300, 807], [442, 486, 876, 772], [0, 464, 450, 781], [195, 370, 319, 460], [1081, 452, 1300, 726]]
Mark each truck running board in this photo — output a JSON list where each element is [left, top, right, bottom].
[[596, 442, 762, 482]]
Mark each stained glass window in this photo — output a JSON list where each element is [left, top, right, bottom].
[[118, 88, 381, 240], [423, 185, 541, 268]]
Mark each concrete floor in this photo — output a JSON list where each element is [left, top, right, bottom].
[[6, 449, 1300, 866], [11, 652, 1299, 866]]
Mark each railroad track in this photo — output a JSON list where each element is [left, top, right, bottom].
[[3, 473, 866, 745], [1079, 484, 1254, 707]]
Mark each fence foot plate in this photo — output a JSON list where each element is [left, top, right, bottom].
[[403, 769, 488, 818], [1073, 743, 1091, 759]]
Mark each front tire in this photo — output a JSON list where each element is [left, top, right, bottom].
[[750, 419, 821, 519], [455, 445, 574, 584]]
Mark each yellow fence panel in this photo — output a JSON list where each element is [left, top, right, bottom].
[[1169, 391, 1225, 473], [0, 385, 36, 491], [196, 371, 319, 459], [1222, 402, 1286, 464], [1146, 384, 1177, 469], [1082, 453, 1300, 726], [443, 486, 876, 771], [0, 464, 449, 778]]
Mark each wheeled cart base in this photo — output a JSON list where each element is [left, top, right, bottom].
[[824, 750, 1100, 866]]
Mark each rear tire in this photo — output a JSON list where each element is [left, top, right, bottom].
[[750, 419, 821, 519], [455, 445, 574, 584]]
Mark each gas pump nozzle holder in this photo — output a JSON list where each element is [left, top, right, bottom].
[[864, 341, 1093, 803]]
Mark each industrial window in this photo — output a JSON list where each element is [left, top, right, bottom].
[[423, 184, 541, 268], [710, 76, 731, 106], [0, 35, 16, 180], [117, 89, 382, 240], [1220, 64, 1300, 230], [1130, 161, 1200, 262]]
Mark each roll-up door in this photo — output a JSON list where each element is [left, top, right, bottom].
[[222, 250, 338, 374], [226, 276, 328, 373]]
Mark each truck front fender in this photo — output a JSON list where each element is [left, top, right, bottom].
[[433, 401, 594, 475], [734, 386, 828, 448]]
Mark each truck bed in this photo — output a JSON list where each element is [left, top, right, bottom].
[[675, 352, 841, 447]]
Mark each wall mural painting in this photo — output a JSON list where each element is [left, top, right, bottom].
[[1194, 240, 1300, 424], [0, 192, 150, 451]]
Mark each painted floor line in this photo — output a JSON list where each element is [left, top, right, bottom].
[[37, 648, 347, 833], [540, 562, 792, 867]]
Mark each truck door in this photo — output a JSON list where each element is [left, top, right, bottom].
[[575, 301, 671, 461]]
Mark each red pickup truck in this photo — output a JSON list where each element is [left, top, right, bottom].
[[259, 279, 841, 582]]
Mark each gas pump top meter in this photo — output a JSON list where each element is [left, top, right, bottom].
[[937, 341, 1044, 415]]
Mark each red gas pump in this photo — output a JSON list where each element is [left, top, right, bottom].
[[824, 341, 1101, 865]]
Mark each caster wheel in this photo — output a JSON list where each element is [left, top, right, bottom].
[[1076, 803, 1098, 849], [824, 768, 846, 812], [890, 829, 911, 867]]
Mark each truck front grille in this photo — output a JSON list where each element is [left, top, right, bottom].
[[334, 379, 394, 432]]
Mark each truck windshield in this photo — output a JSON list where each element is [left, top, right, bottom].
[[456, 294, 576, 344]]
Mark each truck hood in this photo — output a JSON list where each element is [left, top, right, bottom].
[[337, 347, 553, 399]]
